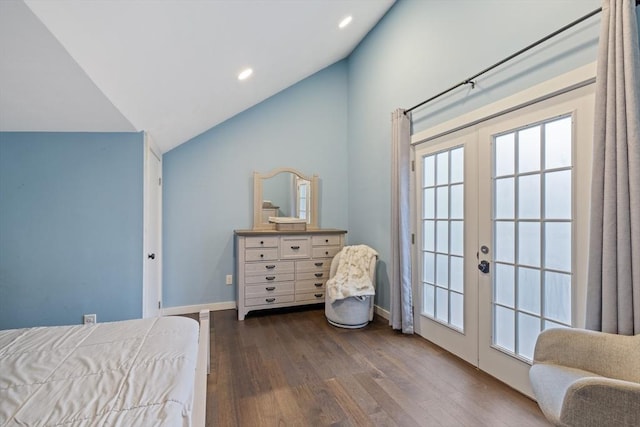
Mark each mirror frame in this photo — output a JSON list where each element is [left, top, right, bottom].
[[253, 167, 319, 230]]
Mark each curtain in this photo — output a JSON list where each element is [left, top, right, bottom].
[[586, 0, 640, 335], [390, 109, 414, 334]]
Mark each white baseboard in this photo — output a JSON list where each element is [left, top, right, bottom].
[[161, 301, 236, 316], [163, 301, 389, 323], [374, 305, 390, 321]]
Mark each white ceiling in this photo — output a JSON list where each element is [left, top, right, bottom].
[[0, 0, 394, 153]]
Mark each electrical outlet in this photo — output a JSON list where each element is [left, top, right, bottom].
[[226, 274, 233, 285], [83, 314, 96, 325]]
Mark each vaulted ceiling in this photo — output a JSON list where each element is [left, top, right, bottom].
[[0, 0, 394, 152]]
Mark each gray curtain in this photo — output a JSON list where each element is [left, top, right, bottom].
[[390, 109, 414, 334], [586, 0, 640, 335]]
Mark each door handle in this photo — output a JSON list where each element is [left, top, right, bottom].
[[478, 260, 490, 274], [148, 253, 155, 259]]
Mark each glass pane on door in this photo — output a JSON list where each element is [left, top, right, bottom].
[[491, 115, 573, 361], [421, 146, 464, 331]]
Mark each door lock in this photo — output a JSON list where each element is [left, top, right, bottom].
[[478, 260, 490, 274]]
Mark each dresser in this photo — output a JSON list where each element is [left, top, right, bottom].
[[234, 229, 347, 320]]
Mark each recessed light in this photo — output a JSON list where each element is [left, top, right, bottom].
[[238, 68, 253, 81], [339, 16, 352, 29]]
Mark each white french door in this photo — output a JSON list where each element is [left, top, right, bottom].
[[413, 83, 594, 396], [414, 129, 480, 366]]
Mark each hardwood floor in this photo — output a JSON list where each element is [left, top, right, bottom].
[[204, 307, 550, 426]]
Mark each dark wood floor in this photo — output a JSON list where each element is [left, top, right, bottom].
[[204, 307, 550, 426]]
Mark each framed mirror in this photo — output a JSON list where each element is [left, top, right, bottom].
[[253, 167, 319, 230]]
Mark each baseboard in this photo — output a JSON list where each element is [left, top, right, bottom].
[[163, 301, 387, 321], [374, 305, 390, 320], [161, 301, 236, 316]]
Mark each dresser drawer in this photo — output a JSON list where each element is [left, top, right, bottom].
[[297, 271, 329, 281], [236, 229, 346, 320], [296, 279, 326, 292], [245, 282, 294, 297], [311, 235, 342, 246], [245, 273, 295, 284], [312, 246, 341, 259], [280, 236, 310, 259], [245, 261, 295, 275], [295, 290, 326, 303], [245, 236, 279, 248], [296, 259, 329, 272], [245, 248, 278, 262], [246, 294, 295, 307]]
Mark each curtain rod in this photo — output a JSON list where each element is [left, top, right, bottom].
[[405, 1, 640, 115]]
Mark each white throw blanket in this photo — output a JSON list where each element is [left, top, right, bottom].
[[327, 245, 378, 303]]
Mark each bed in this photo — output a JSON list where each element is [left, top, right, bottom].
[[0, 311, 209, 426]]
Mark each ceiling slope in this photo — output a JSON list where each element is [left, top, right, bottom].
[[0, 0, 135, 133], [3, 0, 394, 152]]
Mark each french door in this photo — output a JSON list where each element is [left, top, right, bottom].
[[414, 129, 480, 366], [413, 85, 594, 396]]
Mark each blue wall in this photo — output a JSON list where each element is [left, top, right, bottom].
[[0, 132, 144, 328], [161, 0, 631, 312], [3, 1, 635, 322], [346, 0, 602, 310], [162, 61, 348, 307]]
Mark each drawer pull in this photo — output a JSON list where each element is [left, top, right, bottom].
[[265, 286, 276, 291], [265, 298, 276, 303], [325, 251, 329, 255], [314, 283, 323, 287], [291, 245, 300, 250], [314, 273, 323, 278], [314, 293, 324, 298], [314, 262, 323, 267], [260, 240, 264, 245], [260, 254, 264, 258], [265, 276, 276, 281], [325, 239, 329, 243], [265, 265, 276, 270]]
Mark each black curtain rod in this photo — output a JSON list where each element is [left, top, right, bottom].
[[405, 1, 640, 115]]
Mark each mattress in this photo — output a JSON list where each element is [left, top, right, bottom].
[[0, 316, 199, 427]]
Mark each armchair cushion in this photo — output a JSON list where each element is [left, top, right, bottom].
[[529, 328, 640, 427]]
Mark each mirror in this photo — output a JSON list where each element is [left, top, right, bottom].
[[253, 167, 318, 230]]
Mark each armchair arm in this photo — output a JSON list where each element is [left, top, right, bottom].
[[560, 377, 640, 427], [533, 328, 640, 383]]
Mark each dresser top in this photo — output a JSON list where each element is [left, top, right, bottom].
[[234, 228, 347, 236]]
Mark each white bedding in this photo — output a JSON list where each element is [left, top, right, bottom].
[[0, 316, 199, 427]]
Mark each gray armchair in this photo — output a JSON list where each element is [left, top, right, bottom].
[[529, 328, 640, 427]]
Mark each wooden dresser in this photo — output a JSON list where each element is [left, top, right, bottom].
[[234, 229, 347, 320]]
